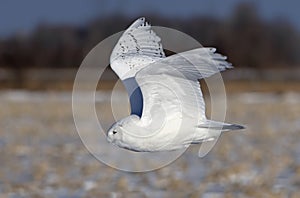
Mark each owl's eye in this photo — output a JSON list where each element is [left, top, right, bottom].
[[113, 130, 117, 134]]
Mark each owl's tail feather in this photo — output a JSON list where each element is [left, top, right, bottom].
[[198, 120, 245, 132]]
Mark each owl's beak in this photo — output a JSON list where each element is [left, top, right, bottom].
[[107, 135, 113, 143]]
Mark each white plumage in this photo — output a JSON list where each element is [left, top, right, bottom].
[[110, 18, 165, 81], [108, 17, 244, 154]]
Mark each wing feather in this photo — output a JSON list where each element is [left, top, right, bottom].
[[141, 48, 232, 80], [110, 17, 165, 65]]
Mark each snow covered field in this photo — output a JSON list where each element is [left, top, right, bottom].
[[0, 90, 300, 197]]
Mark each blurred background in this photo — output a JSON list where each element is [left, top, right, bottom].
[[1, 0, 300, 197]]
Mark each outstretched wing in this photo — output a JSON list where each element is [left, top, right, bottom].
[[135, 48, 232, 122], [110, 17, 165, 80], [141, 47, 232, 80], [110, 17, 165, 116]]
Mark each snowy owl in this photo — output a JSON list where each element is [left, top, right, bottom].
[[107, 17, 244, 154]]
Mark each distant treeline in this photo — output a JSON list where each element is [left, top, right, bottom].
[[1, 3, 300, 69]]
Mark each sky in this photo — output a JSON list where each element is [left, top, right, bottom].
[[0, 0, 299, 37]]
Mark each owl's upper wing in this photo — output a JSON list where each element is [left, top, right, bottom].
[[110, 17, 166, 116], [110, 17, 165, 80]]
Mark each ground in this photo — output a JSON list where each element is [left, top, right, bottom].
[[0, 89, 300, 197]]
